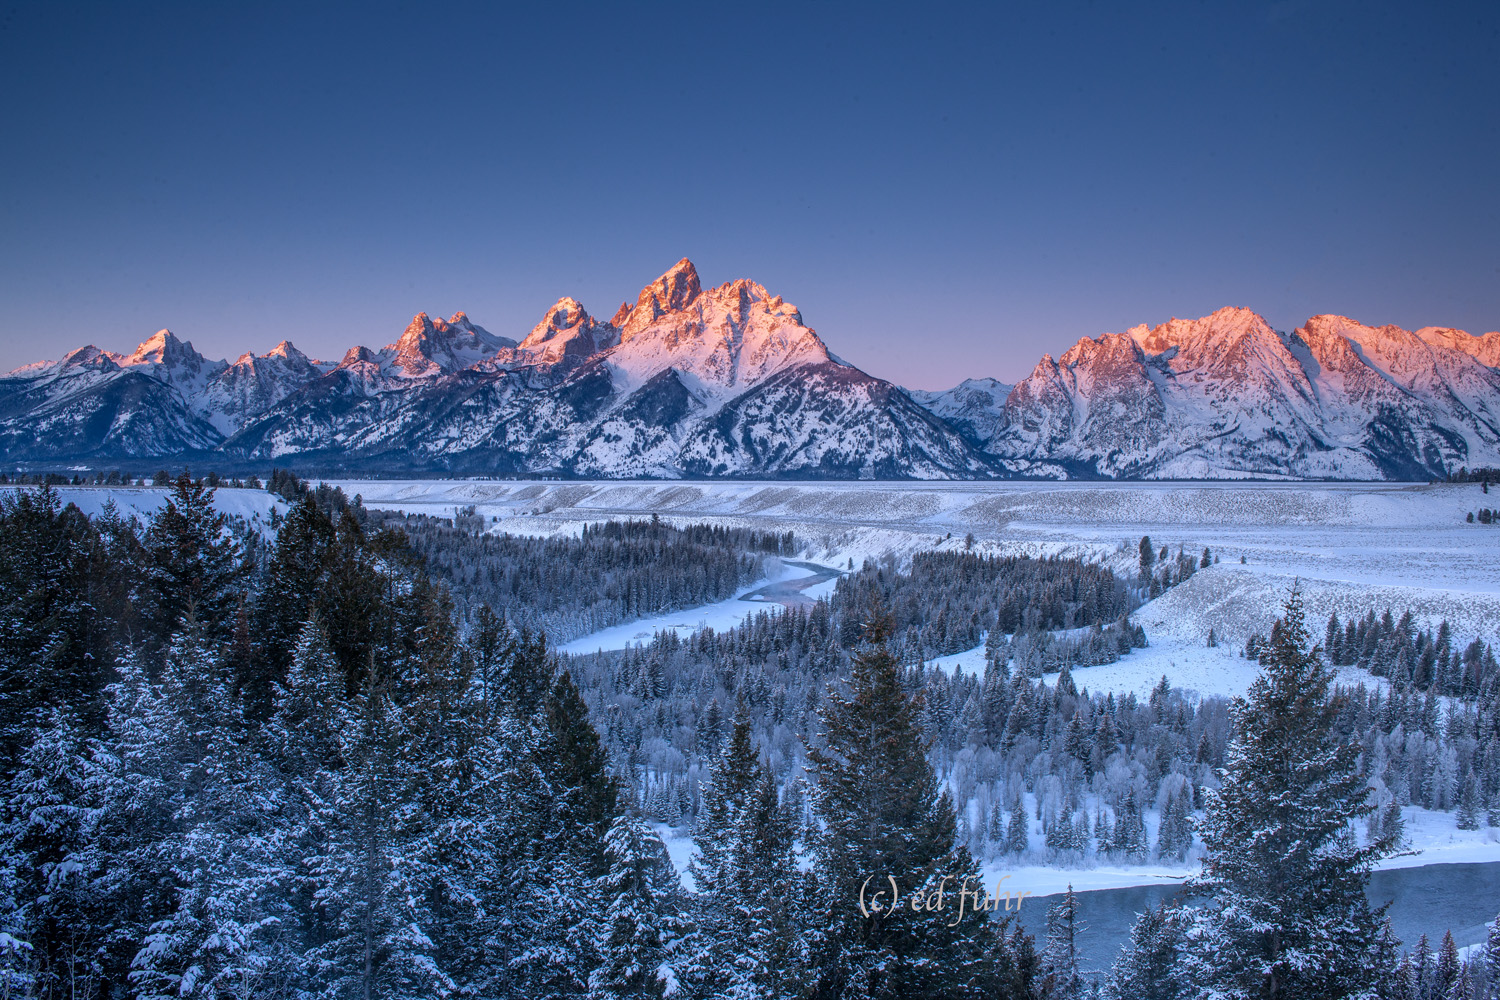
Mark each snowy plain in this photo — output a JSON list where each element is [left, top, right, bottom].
[[329, 477, 1500, 653]]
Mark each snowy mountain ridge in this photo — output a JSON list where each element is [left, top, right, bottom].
[[2, 264, 1497, 479], [988, 306, 1500, 479]]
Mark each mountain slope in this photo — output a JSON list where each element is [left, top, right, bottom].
[[4, 266, 1497, 480], [219, 260, 991, 478], [982, 307, 1500, 479], [907, 378, 1015, 447]]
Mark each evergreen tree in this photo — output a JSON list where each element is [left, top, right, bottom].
[[1155, 786, 1193, 862], [589, 815, 686, 999], [502, 625, 554, 718], [1109, 788, 1147, 861], [693, 714, 758, 875], [1106, 902, 1186, 1000], [469, 602, 514, 717], [248, 495, 335, 718], [139, 472, 243, 655], [1005, 798, 1030, 856], [1040, 886, 1085, 1000], [1483, 913, 1500, 1000], [1139, 536, 1156, 579], [1183, 587, 1397, 999], [301, 667, 448, 998], [0, 709, 116, 997], [1457, 775, 1481, 830], [803, 609, 1033, 999], [538, 670, 621, 874], [126, 617, 300, 997], [0, 486, 129, 758]]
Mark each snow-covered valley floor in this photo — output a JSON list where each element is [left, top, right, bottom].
[[330, 477, 1500, 653], [52, 478, 1500, 885]]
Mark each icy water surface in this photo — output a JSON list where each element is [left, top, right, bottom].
[[1012, 861, 1500, 971]]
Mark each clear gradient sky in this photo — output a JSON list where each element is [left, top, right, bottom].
[[2, 1, 1496, 388]]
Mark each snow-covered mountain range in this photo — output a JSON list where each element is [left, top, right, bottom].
[[2, 262, 1497, 479]]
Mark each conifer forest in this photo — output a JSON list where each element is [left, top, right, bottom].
[[2, 474, 1500, 999]]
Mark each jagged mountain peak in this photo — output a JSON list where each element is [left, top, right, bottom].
[[385, 310, 516, 376], [621, 258, 703, 338], [337, 345, 377, 368], [226, 339, 318, 373], [1127, 306, 1278, 358], [1414, 325, 1500, 368], [266, 339, 311, 362], [127, 328, 210, 366], [528, 297, 591, 338], [513, 297, 621, 364], [604, 261, 828, 399]]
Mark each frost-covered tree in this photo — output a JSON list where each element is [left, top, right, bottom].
[[140, 472, 243, 654], [246, 496, 335, 718], [1155, 785, 1193, 862], [1181, 587, 1397, 999], [1039, 886, 1085, 1000], [1109, 787, 1148, 861], [688, 713, 802, 998], [0, 710, 115, 996], [589, 814, 686, 999], [125, 617, 302, 998], [1105, 902, 1186, 1000], [300, 667, 448, 998], [803, 608, 1035, 999]]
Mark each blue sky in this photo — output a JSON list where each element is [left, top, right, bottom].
[[1, 1, 1496, 388]]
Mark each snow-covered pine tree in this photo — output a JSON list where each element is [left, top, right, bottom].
[[390, 587, 503, 993], [126, 615, 301, 998], [1457, 774, 1481, 830], [1183, 587, 1397, 998], [140, 472, 243, 654], [1104, 902, 1186, 1000], [1108, 787, 1147, 861], [1434, 930, 1462, 999], [1155, 785, 1192, 862], [0, 485, 127, 761], [589, 814, 687, 1000], [687, 713, 802, 999], [468, 602, 513, 717], [1039, 886, 1084, 1000], [803, 606, 1035, 999], [1482, 912, 1500, 1000], [301, 665, 448, 999], [246, 495, 335, 719], [538, 669, 621, 876], [1005, 794, 1030, 856], [691, 712, 760, 899], [507, 669, 623, 997], [500, 625, 553, 717], [0, 709, 115, 997]]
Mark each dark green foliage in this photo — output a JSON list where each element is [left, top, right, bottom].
[[803, 610, 1035, 999], [539, 670, 621, 874], [1184, 588, 1395, 999], [369, 509, 793, 643], [0, 487, 135, 756], [836, 551, 1136, 657], [139, 471, 243, 654], [1106, 903, 1186, 1000]]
